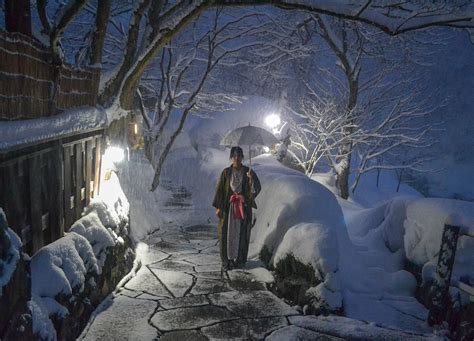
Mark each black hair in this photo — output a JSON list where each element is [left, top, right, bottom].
[[230, 146, 244, 159]]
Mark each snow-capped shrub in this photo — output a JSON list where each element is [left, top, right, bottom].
[[69, 211, 116, 271], [0, 208, 22, 293], [31, 232, 99, 298], [273, 223, 342, 313]]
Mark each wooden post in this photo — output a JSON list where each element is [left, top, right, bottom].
[[85, 139, 93, 205], [28, 155, 43, 253], [428, 224, 461, 326], [63, 146, 72, 231], [74, 142, 84, 220], [50, 144, 64, 240], [93, 137, 102, 197]]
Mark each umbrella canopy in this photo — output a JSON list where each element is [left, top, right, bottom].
[[220, 124, 279, 147], [220, 124, 280, 170]]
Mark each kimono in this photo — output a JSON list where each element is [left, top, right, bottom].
[[212, 165, 261, 266]]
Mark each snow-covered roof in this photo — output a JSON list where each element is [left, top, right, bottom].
[[0, 106, 107, 151]]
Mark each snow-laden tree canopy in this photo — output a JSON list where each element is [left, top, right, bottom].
[[20, 0, 474, 109]]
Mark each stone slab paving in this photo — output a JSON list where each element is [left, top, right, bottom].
[[81, 220, 438, 340]]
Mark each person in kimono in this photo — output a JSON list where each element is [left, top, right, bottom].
[[212, 146, 261, 270]]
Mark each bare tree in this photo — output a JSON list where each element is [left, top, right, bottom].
[[28, 0, 474, 111], [286, 95, 351, 177], [284, 14, 443, 198], [350, 84, 442, 193], [137, 10, 273, 191]]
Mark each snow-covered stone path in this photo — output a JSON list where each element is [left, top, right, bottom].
[[79, 221, 438, 340], [79, 163, 439, 340]]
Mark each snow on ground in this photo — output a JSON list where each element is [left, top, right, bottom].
[[404, 198, 474, 284], [110, 96, 473, 336], [312, 169, 423, 209], [130, 100, 428, 333]]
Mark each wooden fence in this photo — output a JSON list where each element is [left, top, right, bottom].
[[428, 222, 474, 327], [0, 130, 104, 255], [0, 30, 100, 120]]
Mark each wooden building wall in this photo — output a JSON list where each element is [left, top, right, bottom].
[[0, 131, 105, 255], [0, 30, 100, 120]]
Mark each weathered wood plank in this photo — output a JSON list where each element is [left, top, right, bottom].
[[93, 137, 102, 198], [63, 146, 72, 231], [28, 154, 44, 253], [74, 142, 84, 220], [85, 140, 93, 206], [49, 144, 63, 241]]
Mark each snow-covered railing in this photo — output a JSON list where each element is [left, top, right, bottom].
[[0, 129, 105, 254], [427, 215, 474, 326], [0, 30, 100, 120]]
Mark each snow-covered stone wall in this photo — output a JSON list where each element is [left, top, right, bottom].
[[28, 170, 134, 340], [0, 170, 135, 341]]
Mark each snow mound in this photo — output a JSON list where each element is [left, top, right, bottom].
[[248, 155, 348, 313], [404, 198, 474, 283], [69, 211, 116, 270], [31, 232, 99, 298], [247, 155, 430, 331], [0, 208, 22, 294]]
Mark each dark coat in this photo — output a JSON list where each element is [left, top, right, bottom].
[[212, 165, 261, 264]]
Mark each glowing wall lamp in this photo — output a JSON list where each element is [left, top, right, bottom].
[[102, 146, 125, 180], [264, 113, 281, 130]]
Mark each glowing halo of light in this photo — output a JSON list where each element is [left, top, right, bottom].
[[104, 146, 125, 164], [264, 114, 281, 129]]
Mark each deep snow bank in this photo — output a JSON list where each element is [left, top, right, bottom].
[[343, 195, 474, 331], [248, 155, 429, 332], [404, 198, 474, 285]]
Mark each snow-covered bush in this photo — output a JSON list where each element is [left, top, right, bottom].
[[29, 169, 133, 340], [70, 211, 118, 270], [0, 208, 22, 294], [31, 233, 99, 299]]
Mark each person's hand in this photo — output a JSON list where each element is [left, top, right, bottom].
[[247, 171, 253, 184], [215, 208, 223, 219]]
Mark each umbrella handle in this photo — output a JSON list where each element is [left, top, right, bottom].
[[248, 145, 251, 171]]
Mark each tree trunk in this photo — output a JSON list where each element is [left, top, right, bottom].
[[37, 0, 50, 35], [336, 78, 358, 199], [98, 0, 151, 106], [150, 106, 192, 191], [5, 0, 31, 36], [100, 2, 207, 109], [89, 0, 110, 66], [50, 0, 87, 63], [336, 152, 352, 199]]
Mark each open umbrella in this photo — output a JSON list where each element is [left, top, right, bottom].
[[220, 124, 279, 169]]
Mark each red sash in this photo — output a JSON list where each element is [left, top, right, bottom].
[[230, 192, 245, 220]]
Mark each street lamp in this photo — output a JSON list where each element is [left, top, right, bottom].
[[264, 113, 281, 130]]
